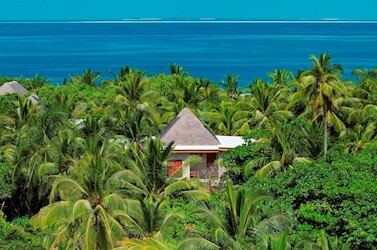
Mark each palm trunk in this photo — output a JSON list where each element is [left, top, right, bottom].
[[324, 108, 328, 156]]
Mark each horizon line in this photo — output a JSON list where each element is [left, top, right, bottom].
[[1, 20, 377, 24]]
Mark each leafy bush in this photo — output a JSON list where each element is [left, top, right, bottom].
[[35, 83, 115, 109], [244, 145, 377, 248], [221, 134, 265, 184], [0, 211, 45, 250], [0, 93, 19, 116], [166, 197, 214, 241], [0, 163, 14, 199]]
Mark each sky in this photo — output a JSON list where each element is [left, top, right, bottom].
[[1, 0, 376, 21]]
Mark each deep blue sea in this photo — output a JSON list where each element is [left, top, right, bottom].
[[0, 21, 376, 87]]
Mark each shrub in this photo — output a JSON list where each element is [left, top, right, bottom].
[[166, 197, 214, 241], [0, 163, 14, 199], [244, 145, 377, 249], [0, 93, 19, 116], [0, 212, 45, 250]]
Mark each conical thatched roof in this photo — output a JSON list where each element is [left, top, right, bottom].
[[0, 81, 28, 96], [161, 108, 219, 146]]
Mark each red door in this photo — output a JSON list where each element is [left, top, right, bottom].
[[167, 160, 183, 177]]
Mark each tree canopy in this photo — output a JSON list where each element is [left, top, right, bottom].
[[0, 54, 376, 249]]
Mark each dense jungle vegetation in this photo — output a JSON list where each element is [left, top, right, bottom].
[[0, 53, 376, 249]]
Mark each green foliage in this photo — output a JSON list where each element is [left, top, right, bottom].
[[0, 163, 14, 199], [197, 180, 290, 249], [221, 143, 262, 183], [0, 76, 24, 86], [0, 211, 45, 249], [0, 93, 19, 116], [35, 83, 115, 109], [23, 74, 50, 91], [244, 145, 377, 248], [166, 197, 214, 240], [0, 56, 376, 249]]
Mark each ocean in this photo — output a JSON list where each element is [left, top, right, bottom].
[[0, 21, 376, 87]]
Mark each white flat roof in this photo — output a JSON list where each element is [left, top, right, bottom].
[[173, 145, 219, 150], [216, 136, 245, 148], [172, 136, 246, 151]]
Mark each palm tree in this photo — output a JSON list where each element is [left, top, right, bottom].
[[267, 69, 294, 86], [121, 195, 182, 238], [50, 93, 76, 118], [121, 138, 208, 200], [170, 64, 187, 76], [197, 78, 221, 107], [198, 180, 290, 249], [301, 53, 348, 155], [0, 97, 38, 130], [255, 231, 291, 250], [115, 231, 219, 250], [38, 128, 83, 174], [112, 70, 148, 105], [352, 68, 377, 102], [314, 231, 351, 250], [103, 138, 210, 244], [201, 100, 251, 135], [345, 104, 377, 127], [255, 231, 351, 250], [70, 69, 101, 87], [32, 136, 129, 249], [119, 65, 131, 79], [294, 231, 351, 250], [2, 127, 43, 215], [177, 79, 205, 108], [221, 75, 239, 99], [104, 103, 157, 144], [339, 123, 376, 153], [24, 74, 50, 90], [240, 79, 291, 129], [244, 122, 312, 179]]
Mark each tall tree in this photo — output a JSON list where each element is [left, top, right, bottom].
[[24, 74, 50, 90], [267, 69, 294, 86], [221, 75, 239, 100], [240, 79, 291, 129], [122, 138, 208, 199], [170, 64, 187, 76], [112, 70, 148, 105], [198, 180, 290, 249], [302, 53, 348, 155], [69, 69, 101, 87], [244, 122, 312, 179], [115, 232, 219, 250], [201, 100, 251, 136], [32, 136, 128, 249]]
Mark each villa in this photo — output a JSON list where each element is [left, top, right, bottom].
[[0, 81, 39, 104], [161, 107, 245, 181]]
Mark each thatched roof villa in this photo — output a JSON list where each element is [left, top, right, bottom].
[[161, 107, 245, 180]]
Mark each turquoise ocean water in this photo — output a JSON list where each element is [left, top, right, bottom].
[[0, 21, 376, 87]]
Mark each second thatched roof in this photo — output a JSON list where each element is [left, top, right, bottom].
[[0, 81, 39, 104], [0, 81, 28, 96]]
